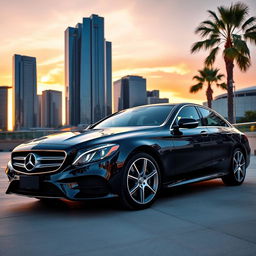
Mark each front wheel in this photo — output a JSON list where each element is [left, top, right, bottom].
[[222, 149, 246, 186], [120, 153, 161, 210]]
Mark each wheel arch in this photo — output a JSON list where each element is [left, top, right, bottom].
[[124, 145, 165, 176]]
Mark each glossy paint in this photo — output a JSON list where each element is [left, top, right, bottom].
[[5, 104, 251, 200]]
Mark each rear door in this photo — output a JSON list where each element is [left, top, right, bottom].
[[196, 107, 233, 172]]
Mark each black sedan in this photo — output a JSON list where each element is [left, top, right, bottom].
[[5, 103, 251, 209]]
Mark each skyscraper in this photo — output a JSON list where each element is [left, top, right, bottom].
[[13, 54, 37, 130], [113, 75, 147, 112], [65, 14, 112, 126], [41, 90, 62, 128], [0, 86, 11, 131]]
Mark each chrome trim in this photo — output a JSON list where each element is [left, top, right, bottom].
[[11, 150, 67, 175], [37, 156, 65, 161], [73, 144, 118, 165], [36, 163, 62, 168], [167, 173, 226, 188], [13, 162, 25, 168], [13, 156, 26, 161], [169, 104, 231, 130]]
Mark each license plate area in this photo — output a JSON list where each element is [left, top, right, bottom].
[[19, 176, 40, 190]]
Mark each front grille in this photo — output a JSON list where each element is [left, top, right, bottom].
[[12, 150, 67, 175]]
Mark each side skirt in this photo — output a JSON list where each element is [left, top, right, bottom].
[[166, 172, 227, 188]]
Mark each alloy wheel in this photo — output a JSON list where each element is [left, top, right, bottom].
[[233, 151, 246, 182], [127, 157, 159, 205]]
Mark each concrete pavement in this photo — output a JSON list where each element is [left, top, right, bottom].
[[0, 152, 256, 256]]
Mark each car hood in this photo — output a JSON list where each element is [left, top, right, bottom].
[[13, 127, 153, 151]]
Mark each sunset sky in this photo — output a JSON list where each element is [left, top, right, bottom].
[[1, 0, 256, 127]]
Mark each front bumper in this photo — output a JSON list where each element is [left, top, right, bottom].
[[5, 156, 123, 200]]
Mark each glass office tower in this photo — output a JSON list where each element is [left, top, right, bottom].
[[13, 54, 37, 130], [65, 14, 112, 126], [113, 75, 147, 112]]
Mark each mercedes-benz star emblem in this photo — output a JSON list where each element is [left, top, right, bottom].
[[24, 153, 37, 171]]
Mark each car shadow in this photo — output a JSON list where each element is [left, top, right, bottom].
[[5, 179, 226, 216]]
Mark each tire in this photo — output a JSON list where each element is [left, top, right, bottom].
[[119, 152, 161, 210], [222, 148, 246, 186]]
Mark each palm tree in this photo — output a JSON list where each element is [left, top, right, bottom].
[[191, 2, 256, 123], [190, 67, 226, 108]]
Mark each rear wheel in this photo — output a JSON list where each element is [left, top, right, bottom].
[[222, 149, 246, 186], [120, 153, 161, 210]]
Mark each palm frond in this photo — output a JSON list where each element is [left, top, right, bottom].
[[244, 31, 256, 45], [235, 54, 251, 71], [242, 16, 256, 30], [232, 34, 250, 56], [217, 82, 227, 90], [216, 74, 225, 80], [205, 47, 219, 66], [245, 25, 256, 34], [192, 75, 204, 82], [230, 2, 248, 27], [207, 10, 225, 29], [195, 25, 215, 37], [191, 38, 220, 53], [190, 83, 203, 93]]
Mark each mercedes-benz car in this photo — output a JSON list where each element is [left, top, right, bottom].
[[5, 103, 251, 209]]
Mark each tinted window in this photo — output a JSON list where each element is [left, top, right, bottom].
[[198, 107, 228, 127], [175, 106, 201, 125], [94, 106, 174, 128]]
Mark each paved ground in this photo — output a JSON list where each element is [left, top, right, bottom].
[[0, 152, 256, 256]]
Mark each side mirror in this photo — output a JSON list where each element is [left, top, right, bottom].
[[178, 118, 199, 129]]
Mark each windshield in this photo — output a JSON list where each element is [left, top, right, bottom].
[[93, 105, 174, 128]]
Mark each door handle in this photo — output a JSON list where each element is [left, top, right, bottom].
[[200, 131, 208, 136]]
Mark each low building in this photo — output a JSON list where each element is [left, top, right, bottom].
[[113, 75, 147, 112], [0, 86, 11, 131], [147, 90, 169, 104], [210, 86, 256, 121]]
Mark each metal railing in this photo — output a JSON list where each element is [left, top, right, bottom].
[[233, 122, 256, 132]]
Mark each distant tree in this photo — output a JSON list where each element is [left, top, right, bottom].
[[191, 2, 256, 123], [239, 111, 256, 122], [190, 67, 226, 108]]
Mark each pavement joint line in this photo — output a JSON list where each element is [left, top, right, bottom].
[[152, 207, 256, 246]]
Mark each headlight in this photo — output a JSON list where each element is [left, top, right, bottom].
[[73, 144, 119, 166]]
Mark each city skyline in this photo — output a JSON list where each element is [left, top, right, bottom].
[[0, 0, 256, 129]]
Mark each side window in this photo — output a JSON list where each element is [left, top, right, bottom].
[[175, 106, 201, 126], [198, 107, 228, 127]]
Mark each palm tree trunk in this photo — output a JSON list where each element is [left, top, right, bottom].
[[206, 83, 213, 108], [225, 58, 235, 123]]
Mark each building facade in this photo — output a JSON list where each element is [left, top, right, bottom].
[[147, 90, 169, 104], [113, 75, 147, 112], [0, 86, 11, 131], [208, 86, 256, 121], [13, 54, 37, 130], [41, 90, 62, 128], [65, 14, 112, 126]]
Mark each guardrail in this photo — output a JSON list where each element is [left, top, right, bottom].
[[233, 122, 256, 132]]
